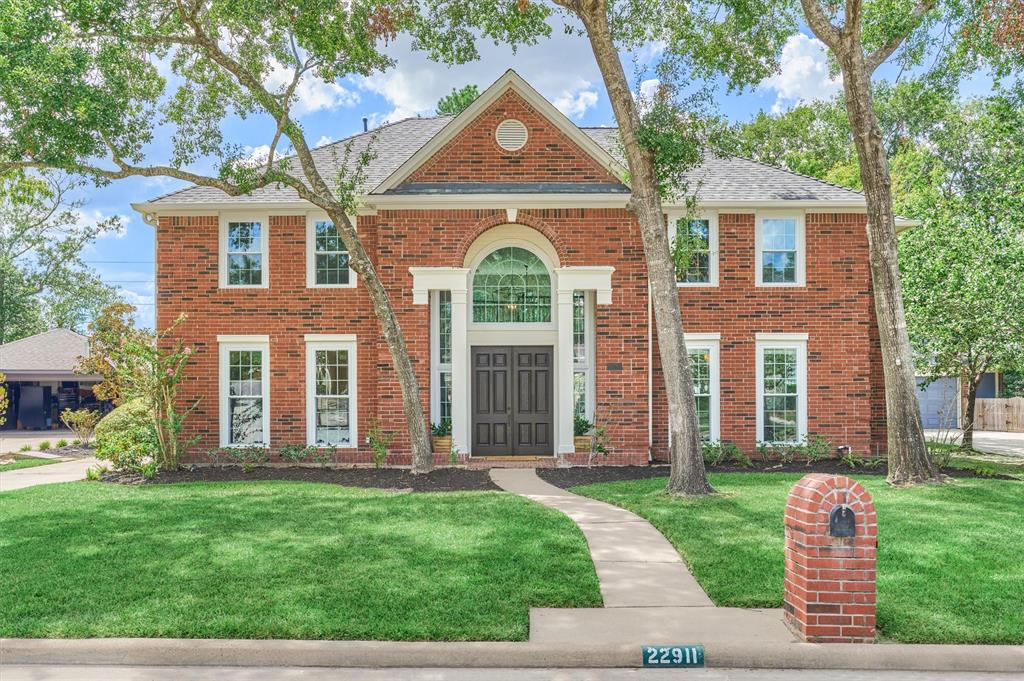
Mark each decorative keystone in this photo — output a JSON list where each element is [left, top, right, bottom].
[[783, 474, 877, 643]]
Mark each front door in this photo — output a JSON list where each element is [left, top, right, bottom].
[[472, 346, 553, 455]]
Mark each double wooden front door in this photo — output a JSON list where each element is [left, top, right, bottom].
[[471, 346, 554, 456]]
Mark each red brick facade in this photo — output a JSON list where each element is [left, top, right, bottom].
[[153, 87, 887, 465]]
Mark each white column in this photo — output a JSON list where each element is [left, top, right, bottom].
[[556, 287, 575, 455], [450, 285, 470, 455]]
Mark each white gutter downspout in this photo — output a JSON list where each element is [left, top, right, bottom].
[[647, 280, 654, 462]]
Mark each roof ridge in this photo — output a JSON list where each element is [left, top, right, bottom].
[[0, 327, 86, 347], [312, 114, 453, 153]]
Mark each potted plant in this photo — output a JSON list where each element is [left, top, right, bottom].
[[573, 415, 593, 453], [431, 419, 452, 455]]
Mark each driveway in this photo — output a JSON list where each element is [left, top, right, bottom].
[[925, 429, 1024, 457], [0, 457, 97, 491]]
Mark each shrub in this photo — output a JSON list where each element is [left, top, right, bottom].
[[226, 445, 269, 468], [94, 399, 159, 472], [56, 438, 69, 448], [573, 415, 593, 437], [312, 447, 334, 467], [85, 464, 107, 481], [60, 408, 101, 446], [279, 443, 312, 464], [927, 442, 954, 469], [430, 420, 452, 437], [38, 441, 51, 451], [804, 434, 832, 464], [367, 421, 394, 469], [840, 452, 863, 469], [19, 444, 30, 453]]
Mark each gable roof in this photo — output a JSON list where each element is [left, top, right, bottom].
[[0, 329, 95, 379], [133, 69, 871, 213], [372, 70, 628, 194]]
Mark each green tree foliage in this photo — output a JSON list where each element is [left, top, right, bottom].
[[436, 84, 480, 115], [0, 0, 552, 473], [77, 303, 139, 404], [0, 172, 122, 343]]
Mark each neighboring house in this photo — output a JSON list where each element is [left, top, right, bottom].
[[0, 329, 106, 430], [916, 372, 1001, 429], [132, 70, 908, 465]]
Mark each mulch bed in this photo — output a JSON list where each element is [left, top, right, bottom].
[[50, 444, 95, 459], [538, 460, 1015, 488], [101, 465, 501, 492]]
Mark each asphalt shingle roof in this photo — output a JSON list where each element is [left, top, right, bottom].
[[0, 329, 90, 375], [146, 116, 864, 206]]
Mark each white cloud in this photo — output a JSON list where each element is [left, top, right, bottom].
[[760, 33, 842, 113], [315, 135, 335, 147], [552, 82, 599, 120], [355, 24, 608, 126], [243, 144, 272, 164], [264, 61, 361, 117]]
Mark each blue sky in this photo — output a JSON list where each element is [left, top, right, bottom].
[[77, 24, 984, 329]]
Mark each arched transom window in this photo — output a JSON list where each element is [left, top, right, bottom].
[[472, 246, 552, 323]]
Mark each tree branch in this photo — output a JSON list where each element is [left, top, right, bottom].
[[799, 0, 842, 50], [864, 0, 934, 73]]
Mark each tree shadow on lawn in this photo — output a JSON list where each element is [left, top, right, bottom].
[[0, 481, 602, 641]]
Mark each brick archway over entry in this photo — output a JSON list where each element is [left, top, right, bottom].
[[457, 211, 569, 266]]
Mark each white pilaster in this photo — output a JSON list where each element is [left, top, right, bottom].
[[450, 286, 470, 455], [556, 288, 576, 455]]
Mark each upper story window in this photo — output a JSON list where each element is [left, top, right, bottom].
[[756, 213, 805, 286], [222, 219, 267, 287], [307, 218, 354, 288], [669, 212, 718, 286], [472, 246, 551, 324]]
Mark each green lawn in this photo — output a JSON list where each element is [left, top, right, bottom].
[[0, 481, 601, 640], [575, 473, 1024, 644], [0, 457, 62, 472]]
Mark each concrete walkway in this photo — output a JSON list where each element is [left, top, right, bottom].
[[0, 429, 76, 455], [0, 457, 98, 492], [491, 468, 712, 609], [489, 468, 794, 646]]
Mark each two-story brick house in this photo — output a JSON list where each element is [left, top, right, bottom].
[[133, 70, 901, 465]]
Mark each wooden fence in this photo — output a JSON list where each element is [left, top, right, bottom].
[[973, 397, 1024, 432]]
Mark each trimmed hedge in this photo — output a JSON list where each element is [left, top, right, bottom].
[[95, 399, 158, 471]]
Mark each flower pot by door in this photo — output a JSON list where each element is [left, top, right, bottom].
[[432, 435, 452, 454], [574, 435, 592, 453]]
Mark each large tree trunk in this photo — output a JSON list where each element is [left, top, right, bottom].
[[329, 210, 434, 473], [962, 374, 979, 450], [288, 139, 434, 474], [574, 2, 712, 495], [837, 50, 937, 485]]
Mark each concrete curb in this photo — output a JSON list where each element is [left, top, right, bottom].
[[4, 638, 1023, 672]]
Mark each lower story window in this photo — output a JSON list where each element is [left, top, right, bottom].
[[689, 348, 712, 439], [306, 337, 357, 447], [219, 337, 270, 447], [757, 336, 807, 444]]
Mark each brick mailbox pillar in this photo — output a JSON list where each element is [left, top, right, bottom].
[[783, 474, 877, 643]]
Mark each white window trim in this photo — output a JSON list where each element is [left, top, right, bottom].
[[666, 334, 720, 445], [219, 214, 270, 289], [667, 211, 719, 287], [218, 336, 271, 448], [755, 334, 808, 445], [755, 211, 805, 287], [306, 213, 357, 289], [305, 337, 358, 448], [430, 291, 452, 424], [573, 290, 596, 421]]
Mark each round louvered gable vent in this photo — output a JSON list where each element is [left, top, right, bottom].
[[495, 119, 528, 151]]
